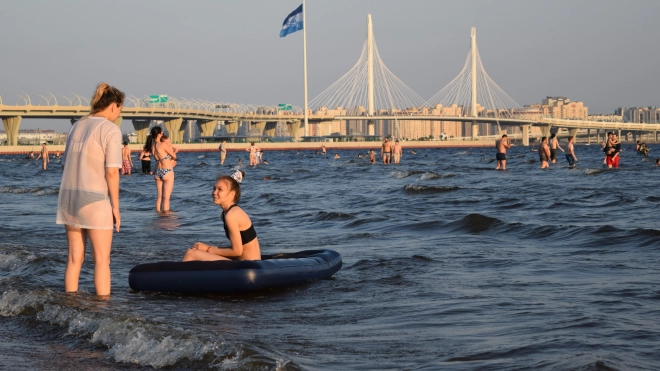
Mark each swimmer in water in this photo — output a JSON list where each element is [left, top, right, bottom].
[[369, 149, 376, 164], [539, 137, 550, 169], [36, 143, 49, 170], [334, 153, 340, 159], [410, 150, 417, 155]]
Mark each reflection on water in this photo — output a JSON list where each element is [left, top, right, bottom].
[[151, 210, 182, 231]]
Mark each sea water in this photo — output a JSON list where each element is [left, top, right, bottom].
[[1, 145, 659, 370]]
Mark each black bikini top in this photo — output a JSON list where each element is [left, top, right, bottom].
[[221, 204, 257, 245]]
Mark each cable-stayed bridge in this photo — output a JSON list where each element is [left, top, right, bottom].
[[2, 15, 659, 146]]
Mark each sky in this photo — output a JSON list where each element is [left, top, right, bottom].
[[2, 0, 659, 132]]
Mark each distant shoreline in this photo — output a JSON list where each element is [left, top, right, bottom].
[[0, 140, 495, 155]]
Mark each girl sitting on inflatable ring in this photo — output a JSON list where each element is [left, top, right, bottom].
[[182, 171, 260, 261]]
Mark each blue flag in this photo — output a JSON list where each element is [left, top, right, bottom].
[[280, 4, 303, 38]]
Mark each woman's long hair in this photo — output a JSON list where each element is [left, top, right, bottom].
[[146, 126, 163, 152], [90, 82, 125, 114]]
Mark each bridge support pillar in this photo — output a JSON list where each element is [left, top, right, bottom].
[[655, 131, 658, 142], [618, 130, 622, 142], [196, 120, 216, 137], [521, 124, 530, 146], [367, 120, 374, 136], [541, 125, 551, 139], [131, 120, 151, 144], [163, 118, 185, 144], [263, 122, 278, 137], [568, 128, 578, 139], [113, 116, 122, 128], [251, 121, 266, 137], [471, 121, 478, 139], [587, 129, 591, 144], [286, 120, 303, 140], [224, 121, 239, 136], [70, 118, 79, 125], [2, 116, 21, 146]]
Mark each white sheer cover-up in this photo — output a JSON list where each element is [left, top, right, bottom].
[[56, 117, 122, 230]]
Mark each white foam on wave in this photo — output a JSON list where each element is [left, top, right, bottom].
[[0, 186, 59, 196], [0, 289, 291, 369], [0, 251, 37, 271]]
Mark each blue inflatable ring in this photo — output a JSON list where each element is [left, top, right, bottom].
[[128, 249, 342, 293]]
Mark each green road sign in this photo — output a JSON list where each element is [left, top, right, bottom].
[[149, 95, 168, 103], [278, 104, 292, 111]]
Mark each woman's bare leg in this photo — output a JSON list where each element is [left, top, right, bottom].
[[162, 172, 175, 211], [64, 226, 87, 292], [155, 176, 163, 211], [88, 229, 113, 296], [182, 248, 229, 262]]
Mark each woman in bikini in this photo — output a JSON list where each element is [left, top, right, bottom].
[[182, 174, 260, 261], [138, 140, 152, 174], [147, 126, 177, 212]]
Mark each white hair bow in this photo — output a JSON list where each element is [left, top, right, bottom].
[[231, 170, 243, 183]]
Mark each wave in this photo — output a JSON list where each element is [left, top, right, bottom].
[[585, 168, 608, 175], [392, 170, 426, 179], [448, 213, 503, 234], [0, 289, 295, 369], [0, 186, 59, 196], [311, 211, 356, 221], [404, 185, 459, 194], [420, 172, 454, 180], [0, 250, 38, 271]]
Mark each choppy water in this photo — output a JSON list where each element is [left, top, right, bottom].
[[1, 145, 660, 370]]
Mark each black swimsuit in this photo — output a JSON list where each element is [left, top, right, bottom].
[[221, 204, 257, 244]]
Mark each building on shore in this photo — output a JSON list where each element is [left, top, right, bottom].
[[0, 129, 66, 145], [617, 107, 660, 124], [523, 96, 589, 120]]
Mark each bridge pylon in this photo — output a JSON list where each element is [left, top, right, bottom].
[[196, 120, 216, 137], [132, 120, 151, 144], [2, 116, 21, 146], [163, 118, 185, 144], [224, 121, 239, 136], [286, 120, 303, 140]]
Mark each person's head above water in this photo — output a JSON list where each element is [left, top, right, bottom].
[[215, 175, 241, 204]]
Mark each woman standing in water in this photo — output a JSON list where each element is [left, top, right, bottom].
[[182, 174, 260, 261], [138, 140, 152, 174], [147, 126, 177, 211], [56, 82, 124, 296]]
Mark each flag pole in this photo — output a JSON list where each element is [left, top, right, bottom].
[[302, 0, 308, 137]]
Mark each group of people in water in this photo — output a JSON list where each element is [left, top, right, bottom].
[[45, 83, 660, 297], [494, 131, 654, 170], [54, 83, 259, 297]]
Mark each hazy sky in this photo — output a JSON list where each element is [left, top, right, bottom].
[[2, 0, 659, 131]]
